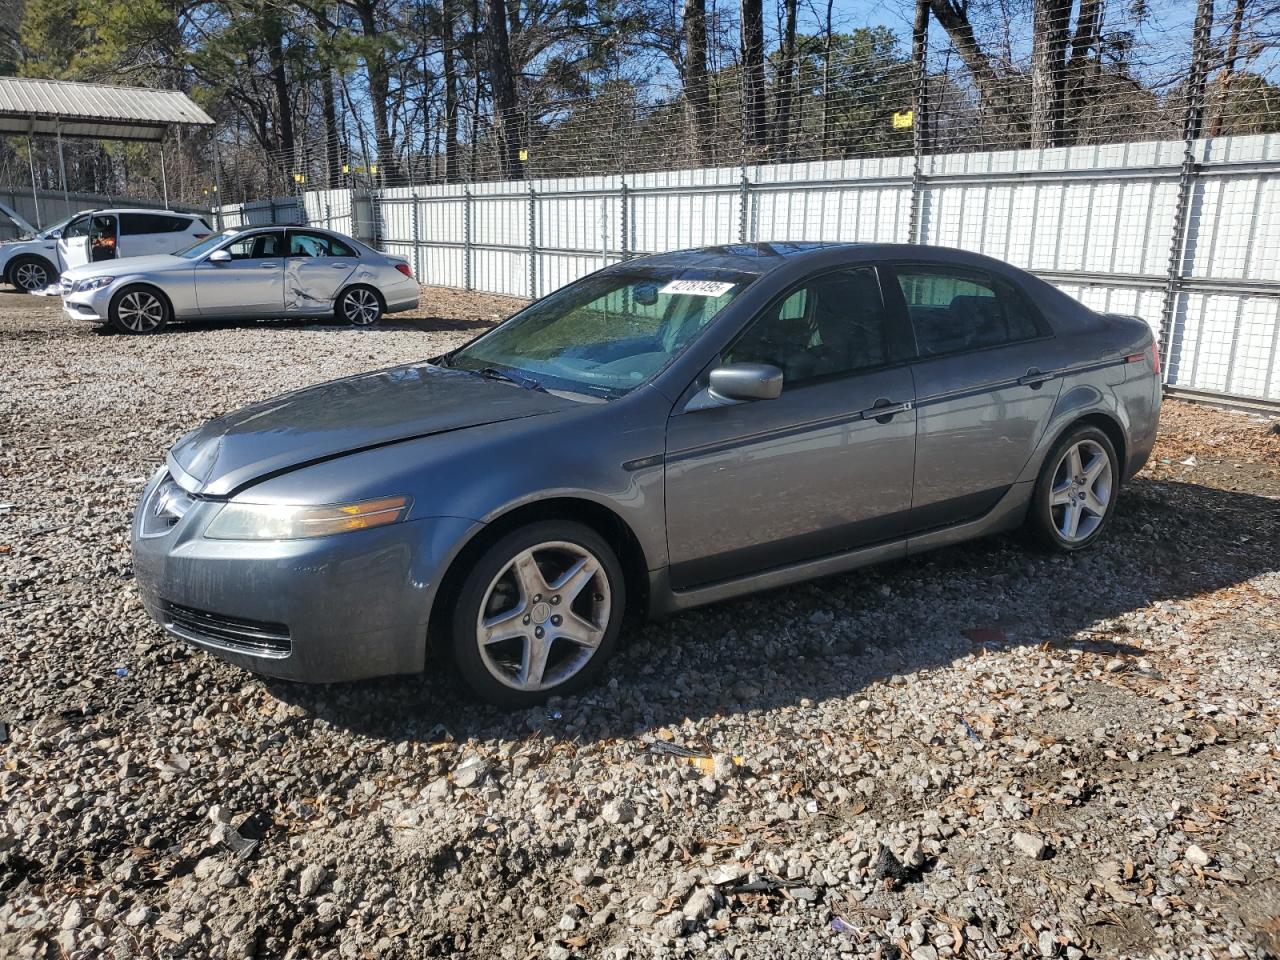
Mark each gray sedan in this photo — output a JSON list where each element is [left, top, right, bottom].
[[59, 225, 419, 334], [132, 242, 1160, 706]]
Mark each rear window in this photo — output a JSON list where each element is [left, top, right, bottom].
[[120, 213, 196, 235], [895, 267, 1044, 356], [288, 231, 357, 258]]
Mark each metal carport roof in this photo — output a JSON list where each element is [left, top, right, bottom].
[[0, 77, 214, 142]]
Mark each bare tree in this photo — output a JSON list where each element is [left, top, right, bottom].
[[683, 0, 713, 160], [771, 0, 798, 156], [741, 0, 767, 152], [485, 0, 524, 177]]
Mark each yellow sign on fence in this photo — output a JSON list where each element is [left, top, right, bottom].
[[892, 110, 914, 130]]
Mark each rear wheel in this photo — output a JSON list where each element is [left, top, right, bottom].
[[1028, 425, 1118, 551], [339, 286, 382, 327], [9, 256, 54, 292], [448, 521, 625, 708], [109, 287, 169, 335]]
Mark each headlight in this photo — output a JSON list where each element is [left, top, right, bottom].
[[75, 276, 115, 292], [204, 496, 411, 540]]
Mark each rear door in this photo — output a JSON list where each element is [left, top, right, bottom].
[[194, 229, 285, 316], [886, 263, 1062, 531], [664, 265, 918, 588], [284, 230, 359, 314], [119, 213, 196, 257]]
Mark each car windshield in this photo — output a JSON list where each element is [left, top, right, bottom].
[[176, 232, 236, 259], [31, 216, 71, 240], [441, 269, 753, 398]]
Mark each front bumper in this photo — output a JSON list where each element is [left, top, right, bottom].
[[62, 287, 113, 322], [130, 471, 481, 682]]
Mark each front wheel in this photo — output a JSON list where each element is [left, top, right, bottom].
[[1028, 425, 1119, 551], [448, 521, 626, 708], [338, 286, 382, 327], [9, 257, 55, 292], [109, 287, 169, 335]]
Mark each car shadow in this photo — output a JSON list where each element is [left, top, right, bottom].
[[264, 477, 1280, 746]]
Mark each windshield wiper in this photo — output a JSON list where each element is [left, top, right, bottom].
[[478, 366, 547, 393]]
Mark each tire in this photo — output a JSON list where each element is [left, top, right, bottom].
[[9, 256, 56, 293], [108, 286, 170, 335], [338, 286, 382, 327], [448, 520, 626, 708], [1028, 424, 1119, 552]]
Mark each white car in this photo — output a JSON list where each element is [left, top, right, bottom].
[[0, 206, 213, 292]]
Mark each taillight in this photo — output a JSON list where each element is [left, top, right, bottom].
[[395, 262, 413, 278], [1125, 341, 1161, 376]]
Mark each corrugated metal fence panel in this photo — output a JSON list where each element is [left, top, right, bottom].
[[207, 133, 1279, 402]]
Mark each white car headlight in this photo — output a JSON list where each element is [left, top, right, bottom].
[[204, 496, 411, 540], [75, 276, 116, 292]]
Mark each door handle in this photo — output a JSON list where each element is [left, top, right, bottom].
[[260, 261, 277, 268], [1018, 368, 1055, 388], [330, 262, 349, 269], [860, 398, 913, 421]]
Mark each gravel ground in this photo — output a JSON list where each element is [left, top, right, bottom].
[[2, 289, 1279, 960]]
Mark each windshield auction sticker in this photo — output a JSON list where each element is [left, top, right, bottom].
[[658, 279, 736, 297]]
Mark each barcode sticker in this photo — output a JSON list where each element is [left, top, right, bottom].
[[658, 279, 735, 297]]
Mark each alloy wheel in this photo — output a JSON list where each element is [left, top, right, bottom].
[[14, 262, 49, 292], [1049, 438, 1113, 543], [343, 288, 380, 325], [475, 541, 612, 692], [116, 291, 165, 333]]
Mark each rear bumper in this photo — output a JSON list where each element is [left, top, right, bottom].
[[130, 471, 481, 682]]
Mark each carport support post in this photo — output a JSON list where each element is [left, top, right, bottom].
[[55, 124, 69, 210], [212, 139, 225, 230], [27, 132, 42, 230], [159, 142, 169, 208]]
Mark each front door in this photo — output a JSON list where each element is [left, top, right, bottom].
[[887, 264, 1063, 530], [195, 229, 285, 316], [665, 266, 918, 590], [56, 214, 92, 272], [284, 229, 359, 314]]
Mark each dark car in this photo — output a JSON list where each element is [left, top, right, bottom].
[[132, 243, 1161, 706]]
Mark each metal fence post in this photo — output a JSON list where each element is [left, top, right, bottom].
[[411, 193, 422, 282], [528, 185, 537, 299], [463, 188, 473, 291], [909, 0, 929, 244], [619, 180, 630, 260], [738, 170, 751, 243], [1160, 0, 1215, 381]]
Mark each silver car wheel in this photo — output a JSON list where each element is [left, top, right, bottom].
[[14, 261, 49, 291], [1049, 438, 1113, 543], [476, 540, 612, 692], [117, 291, 164, 333], [343, 288, 380, 326]]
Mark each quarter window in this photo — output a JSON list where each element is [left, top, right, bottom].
[[724, 267, 893, 386], [895, 268, 1042, 356]]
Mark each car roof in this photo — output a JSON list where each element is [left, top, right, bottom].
[[623, 242, 1041, 279], [73, 208, 202, 218]]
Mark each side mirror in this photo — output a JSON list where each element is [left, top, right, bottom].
[[48, 229, 62, 239], [207, 249, 232, 264], [708, 363, 784, 403]]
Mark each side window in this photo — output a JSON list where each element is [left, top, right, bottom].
[[896, 268, 1043, 356], [288, 231, 351, 257], [63, 215, 90, 239], [724, 267, 892, 387], [225, 232, 280, 259]]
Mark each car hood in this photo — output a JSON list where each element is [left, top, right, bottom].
[[168, 364, 578, 496], [64, 254, 188, 282]]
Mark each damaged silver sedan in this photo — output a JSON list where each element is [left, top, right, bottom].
[[58, 226, 420, 334]]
